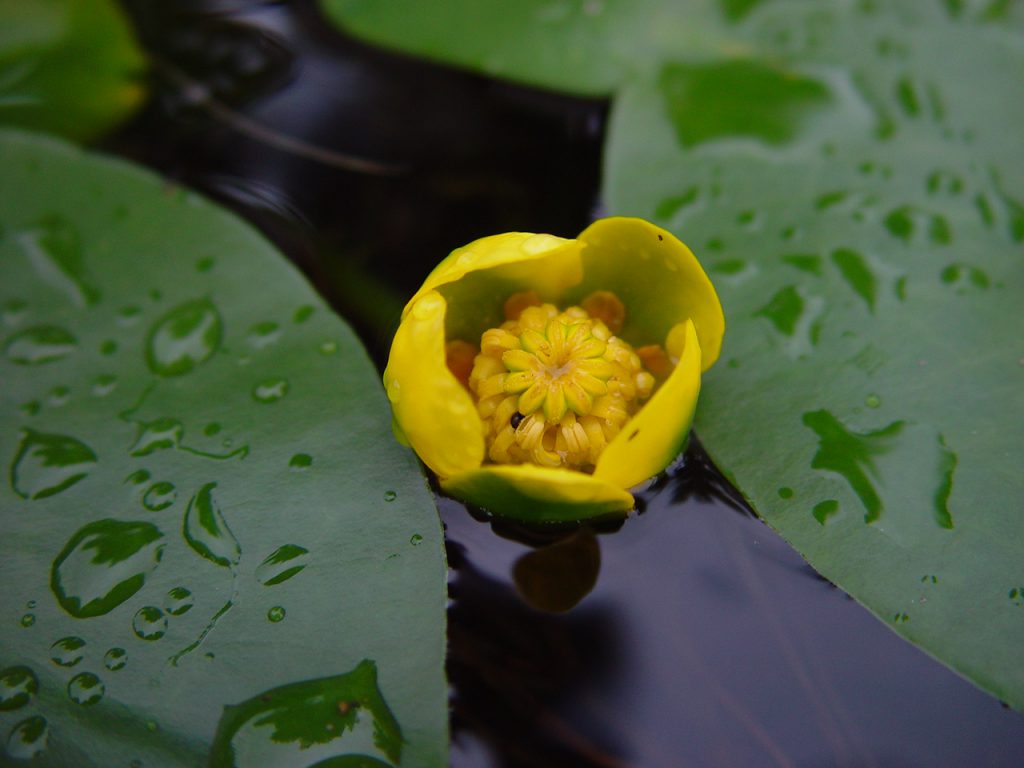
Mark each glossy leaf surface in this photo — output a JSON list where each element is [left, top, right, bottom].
[[0, 131, 447, 766], [322, 0, 1024, 708]]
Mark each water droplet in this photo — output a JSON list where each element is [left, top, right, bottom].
[[51, 518, 165, 618], [19, 400, 41, 416], [91, 374, 117, 396], [940, 263, 990, 291], [145, 298, 223, 377], [252, 378, 289, 403], [20, 614, 35, 628], [117, 305, 142, 326], [125, 469, 151, 485], [659, 59, 831, 148], [831, 248, 876, 311], [49, 636, 86, 667], [267, 606, 286, 623], [289, 453, 312, 470], [6, 715, 48, 759], [655, 187, 700, 220], [67, 672, 104, 705], [384, 490, 397, 502], [778, 487, 794, 499], [10, 429, 97, 499], [100, 339, 117, 355], [129, 417, 183, 456], [2, 298, 28, 325], [203, 422, 221, 436], [26, 600, 36, 609], [132, 606, 167, 641], [164, 587, 194, 616], [146, 720, 158, 732], [183, 482, 240, 568], [104, 647, 127, 671], [865, 393, 881, 408], [47, 385, 70, 406], [143, 481, 177, 512], [410, 534, 423, 546], [3, 325, 77, 365], [207, 660, 402, 765], [256, 545, 310, 586], [247, 321, 281, 348], [803, 410, 905, 524], [17, 214, 101, 307], [755, 285, 803, 336], [319, 340, 338, 355], [293, 305, 315, 323], [813, 499, 840, 525], [0, 666, 38, 710]]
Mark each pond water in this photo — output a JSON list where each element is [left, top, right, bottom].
[[116, 2, 1024, 765]]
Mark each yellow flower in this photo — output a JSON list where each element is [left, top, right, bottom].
[[383, 217, 724, 522]]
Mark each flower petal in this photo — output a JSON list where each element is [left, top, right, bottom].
[[593, 319, 701, 489], [442, 464, 634, 522], [383, 290, 484, 478], [567, 218, 725, 372], [407, 232, 585, 345]]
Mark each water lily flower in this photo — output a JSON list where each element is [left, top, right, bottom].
[[384, 217, 724, 522]]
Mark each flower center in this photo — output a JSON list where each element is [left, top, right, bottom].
[[456, 292, 658, 471]]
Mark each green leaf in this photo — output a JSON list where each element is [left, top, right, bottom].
[[323, 1, 1024, 709], [0, 0, 147, 142], [0, 130, 447, 766]]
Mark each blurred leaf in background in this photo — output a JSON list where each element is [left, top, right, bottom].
[[0, 0, 147, 141]]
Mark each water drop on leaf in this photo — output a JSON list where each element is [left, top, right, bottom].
[[145, 298, 223, 377], [256, 545, 309, 586], [49, 636, 86, 667], [50, 519, 165, 618], [132, 607, 167, 641], [0, 666, 38, 711], [10, 429, 96, 500], [183, 482, 240, 568], [67, 672, 104, 705]]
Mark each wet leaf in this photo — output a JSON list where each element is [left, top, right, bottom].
[[0, 131, 447, 766], [325, 1, 1024, 709], [0, 0, 146, 142]]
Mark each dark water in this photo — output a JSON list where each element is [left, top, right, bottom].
[[114, 2, 1024, 766]]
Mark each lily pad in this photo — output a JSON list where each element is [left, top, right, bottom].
[[322, 1, 1024, 708], [0, 130, 447, 766], [0, 0, 147, 142]]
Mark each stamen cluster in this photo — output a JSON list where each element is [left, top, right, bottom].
[[458, 293, 656, 471]]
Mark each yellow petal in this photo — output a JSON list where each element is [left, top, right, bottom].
[[442, 464, 634, 522], [593, 320, 701, 489], [383, 291, 484, 477], [570, 218, 725, 372], [406, 232, 585, 344]]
